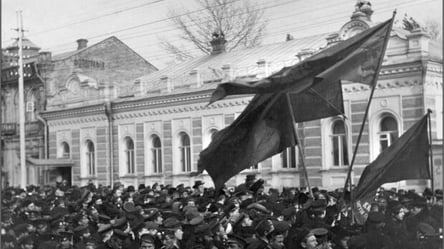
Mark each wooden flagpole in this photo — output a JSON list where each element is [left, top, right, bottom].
[[427, 109, 434, 193], [285, 93, 313, 197], [343, 11, 397, 198]]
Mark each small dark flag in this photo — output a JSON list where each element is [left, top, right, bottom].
[[353, 113, 431, 224]]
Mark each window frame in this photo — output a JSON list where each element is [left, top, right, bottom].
[[377, 115, 399, 153], [151, 135, 163, 174], [124, 137, 135, 174], [331, 119, 349, 167], [179, 132, 192, 172], [85, 140, 96, 176], [60, 141, 70, 159], [281, 146, 298, 169]]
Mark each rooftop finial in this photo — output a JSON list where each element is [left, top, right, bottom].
[[351, 0, 373, 21]]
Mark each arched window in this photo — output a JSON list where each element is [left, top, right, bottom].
[[151, 135, 162, 173], [179, 132, 191, 172], [124, 137, 135, 174], [332, 120, 349, 167], [61, 142, 70, 158], [209, 129, 218, 141], [86, 140, 95, 176], [378, 115, 398, 152], [281, 146, 298, 168]]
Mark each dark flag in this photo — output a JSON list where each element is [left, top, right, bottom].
[[353, 113, 431, 224], [199, 18, 393, 191]]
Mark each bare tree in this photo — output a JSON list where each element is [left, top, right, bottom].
[[161, 0, 267, 62]]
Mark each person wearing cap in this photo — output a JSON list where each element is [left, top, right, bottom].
[[139, 234, 156, 249], [310, 227, 332, 249], [192, 180, 205, 198], [385, 203, 408, 249], [246, 218, 274, 249], [232, 212, 254, 241], [362, 211, 393, 249], [296, 229, 318, 249], [270, 221, 290, 249], [236, 174, 257, 193], [301, 199, 329, 230], [161, 229, 182, 249]]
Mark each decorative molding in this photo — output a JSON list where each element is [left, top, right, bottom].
[[379, 66, 423, 75], [48, 116, 107, 127], [343, 79, 422, 93], [113, 98, 250, 120], [42, 104, 106, 120]]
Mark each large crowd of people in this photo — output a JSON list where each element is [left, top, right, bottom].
[[1, 175, 442, 249]]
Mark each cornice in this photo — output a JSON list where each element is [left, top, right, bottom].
[[41, 104, 106, 120], [113, 92, 213, 112], [48, 116, 107, 127], [113, 98, 250, 120], [343, 79, 422, 93], [379, 65, 423, 76]]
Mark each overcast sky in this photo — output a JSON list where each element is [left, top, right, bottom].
[[2, 0, 442, 69]]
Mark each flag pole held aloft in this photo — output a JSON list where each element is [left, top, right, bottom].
[[199, 16, 396, 191]]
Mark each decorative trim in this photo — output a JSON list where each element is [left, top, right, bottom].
[[343, 79, 421, 93], [42, 104, 106, 120], [113, 98, 250, 120]]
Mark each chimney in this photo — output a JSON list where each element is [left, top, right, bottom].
[[76, 39, 88, 50], [210, 31, 226, 55], [38, 51, 52, 62]]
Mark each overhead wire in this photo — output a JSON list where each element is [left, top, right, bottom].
[[45, 0, 433, 56], [1, 0, 165, 44], [6, 0, 437, 71]]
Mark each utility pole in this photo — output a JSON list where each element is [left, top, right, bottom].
[[17, 11, 27, 188]]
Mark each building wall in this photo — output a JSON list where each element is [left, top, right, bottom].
[[42, 29, 443, 191]]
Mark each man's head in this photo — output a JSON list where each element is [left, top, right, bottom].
[[140, 234, 156, 249], [300, 231, 318, 249]]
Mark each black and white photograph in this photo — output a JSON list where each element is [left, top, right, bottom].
[[1, 0, 442, 248]]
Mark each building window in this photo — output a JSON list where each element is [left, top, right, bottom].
[[179, 132, 191, 172], [151, 135, 162, 173], [124, 137, 135, 174], [61, 142, 70, 158], [281, 146, 298, 168], [378, 115, 398, 152], [210, 129, 218, 140], [332, 120, 349, 167], [86, 140, 95, 176]]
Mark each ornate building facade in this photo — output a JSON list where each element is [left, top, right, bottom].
[[1, 36, 157, 186], [41, 4, 442, 190]]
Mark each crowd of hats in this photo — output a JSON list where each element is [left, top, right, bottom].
[[0, 177, 442, 249]]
